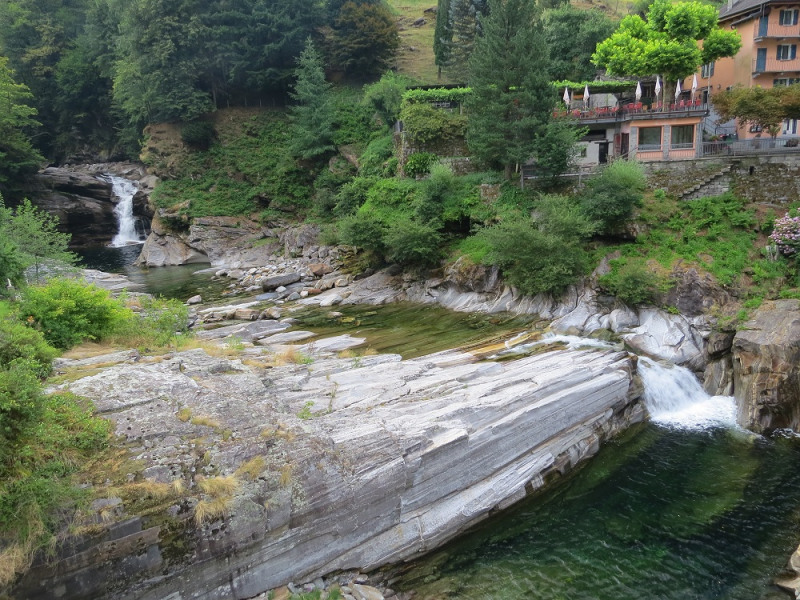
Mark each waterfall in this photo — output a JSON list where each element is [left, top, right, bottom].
[[104, 174, 145, 247], [638, 356, 737, 430]]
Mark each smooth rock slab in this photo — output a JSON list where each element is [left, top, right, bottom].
[[16, 345, 642, 600]]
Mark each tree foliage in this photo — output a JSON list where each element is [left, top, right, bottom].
[[329, 1, 400, 79], [0, 58, 43, 191], [466, 0, 554, 177], [579, 160, 647, 233], [362, 71, 414, 126], [290, 38, 335, 160], [712, 85, 800, 138], [532, 119, 587, 185], [447, 0, 489, 76], [434, 0, 454, 72], [593, 0, 741, 83], [545, 7, 615, 82]]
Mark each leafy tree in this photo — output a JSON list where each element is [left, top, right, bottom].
[[0, 197, 75, 281], [362, 71, 414, 126], [593, 0, 741, 85], [329, 2, 400, 79], [712, 86, 788, 139], [466, 0, 554, 177], [0, 57, 43, 192], [531, 119, 587, 186], [434, 0, 454, 77], [545, 7, 615, 82], [290, 39, 335, 160], [384, 219, 442, 266], [579, 160, 647, 233]]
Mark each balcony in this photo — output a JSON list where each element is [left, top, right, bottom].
[[753, 57, 800, 73], [554, 101, 708, 124], [754, 23, 800, 40]]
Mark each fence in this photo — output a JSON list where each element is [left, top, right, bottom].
[[702, 138, 800, 156]]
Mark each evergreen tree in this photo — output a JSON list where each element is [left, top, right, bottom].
[[329, 1, 400, 79], [433, 0, 453, 78], [290, 38, 335, 160], [545, 6, 615, 82], [0, 58, 43, 194], [448, 0, 488, 77], [466, 0, 554, 177]]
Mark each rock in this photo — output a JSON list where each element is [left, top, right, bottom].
[[328, 312, 344, 318], [253, 331, 316, 346], [272, 587, 290, 600], [412, 17, 426, 26], [310, 263, 334, 277], [732, 300, 800, 432], [352, 584, 384, 600], [286, 292, 301, 301], [661, 267, 730, 318], [27, 344, 642, 600], [262, 272, 301, 291], [187, 295, 203, 305], [335, 278, 350, 288], [234, 308, 259, 321], [319, 294, 343, 307], [706, 330, 734, 359], [263, 307, 283, 320], [136, 233, 209, 267], [276, 286, 287, 293], [620, 308, 706, 371], [608, 307, 639, 333]]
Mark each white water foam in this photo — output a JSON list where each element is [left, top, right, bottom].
[[638, 356, 737, 430], [492, 332, 621, 359], [104, 174, 144, 247]]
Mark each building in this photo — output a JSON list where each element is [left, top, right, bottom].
[[699, 0, 800, 138]]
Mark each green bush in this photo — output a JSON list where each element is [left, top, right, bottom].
[[180, 121, 216, 150], [0, 320, 57, 378], [362, 71, 414, 126], [415, 162, 454, 223], [405, 152, 438, 178], [599, 260, 666, 305], [399, 103, 467, 145], [334, 176, 377, 216], [0, 359, 44, 455], [580, 160, 647, 233], [384, 219, 442, 266], [531, 119, 585, 186], [338, 212, 387, 253], [18, 279, 131, 349], [359, 134, 396, 177], [0, 238, 24, 293]]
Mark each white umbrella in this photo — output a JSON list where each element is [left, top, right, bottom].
[[584, 83, 591, 108], [563, 86, 570, 106], [635, 81, 642, 101], [691, 74, 698, 100], [654, 76, 662, 98], [675, 79, 682, 100]]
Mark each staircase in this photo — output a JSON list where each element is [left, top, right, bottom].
[[678, 166, 732, 200]]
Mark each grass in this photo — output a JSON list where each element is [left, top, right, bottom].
[[0, 300, 12, 320], [235, 456, 266, 480], [198, 475, 239, 497], [388, 0, 449, 85], [194, 476, 240, 524], [190, 415, 222, 429]]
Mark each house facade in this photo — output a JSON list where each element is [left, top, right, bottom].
[[698, 0, 800, 138]]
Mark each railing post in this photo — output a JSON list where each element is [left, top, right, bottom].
[[663, 124, 671, 160]]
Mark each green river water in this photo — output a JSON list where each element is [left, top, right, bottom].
[[79, 247, 800, 600]]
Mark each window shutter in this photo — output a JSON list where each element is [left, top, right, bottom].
[[794, 10, 799, 25], [792, 45, 797, 59], [778, 46, 783, 59]]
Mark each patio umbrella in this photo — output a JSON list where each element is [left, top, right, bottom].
[[691, 74, 698, 100], [584, 83, 591, 108], [635, 81, 642, 102], [654, 76, 662, 99], [563, 86, 570, 106], [675, 79, 682, 100]]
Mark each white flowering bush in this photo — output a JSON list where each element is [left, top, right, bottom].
[[770, 215, 800, 255]]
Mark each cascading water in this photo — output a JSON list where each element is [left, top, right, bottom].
[[638, 356, 737, 429], [103, 174, 145, 247]]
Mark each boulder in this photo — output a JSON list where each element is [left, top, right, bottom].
[[319, 294, 343, 307], [22, 345, 642, 600], [620, 308, 707, 371], [136, 234, 209, 267], [234, 308, 259, 321], [262, 272, 301, 291], [309, 263, 334, 277], [187, 295, 203, 305], [732, 300, 800, 432]]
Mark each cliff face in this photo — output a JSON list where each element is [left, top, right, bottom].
[[11, 341, 642, 600]]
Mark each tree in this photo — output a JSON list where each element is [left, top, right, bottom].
[[545, 7, 615, 82], [579, 160, 647, 233], [712, 86, 789, 139], [290, 38, 335, 160], [0, 197, 75, 281], [531, 119, 587, 186], [448, 0, 489, 76], [593, 0, 741, 86], [466, 0, 554, 177], [434, 0, 453, 78], [0, 57, 43, 193], [362, 71, 414, 127], [329, 2, 400, 79]]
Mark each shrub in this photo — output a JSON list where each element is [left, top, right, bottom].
[[0, 359, 44, 455], [599, 260, 665, 305], [534, 194, 598, 239], [415, 163, 454, 222], [479, 219, 591, 296], [359, 134, 395, 177], [113, 296, 189, 348], [0, 238, 24, 293], [0, 320, 57, 379], [579, 160, 646, 233], [362, 71, 414, 126], [180, 121, 216, 150], [334, 177, 376, 216], [405, 152, 438, 178], [338, 213, 387, 253], [532, 119, 586, 185], [770, 214, 800, 256], [384, 220, 442, 266], [18, 279, 131, 349], [399, 103, 467, 145]]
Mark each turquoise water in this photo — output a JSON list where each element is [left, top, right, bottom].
[[395, 424, 800, 600]]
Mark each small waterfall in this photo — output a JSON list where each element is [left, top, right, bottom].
[[104, 174, 145, 247], [638, 356, 737, 430]]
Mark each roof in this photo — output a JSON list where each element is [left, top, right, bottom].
[[718, 0, 771, 21]]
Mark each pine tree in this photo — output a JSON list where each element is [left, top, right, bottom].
[[433, 0, 453, 78], [289, 38, 335, 160], [466, 0, 554, 177], [448, 0, 479, 76]]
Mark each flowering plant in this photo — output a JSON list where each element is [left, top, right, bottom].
[[770, 214, 800, 255]]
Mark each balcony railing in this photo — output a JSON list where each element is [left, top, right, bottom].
[[753, 58, 800, 73], [555, 101, 708, 122], [702, 137, 800, 156], [755, 23, 800, 39]]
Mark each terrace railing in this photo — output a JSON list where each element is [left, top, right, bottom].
[[702, 137, 800, 156]]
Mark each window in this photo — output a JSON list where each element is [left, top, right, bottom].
[[671, 125, 695, 149], [780, 9, 799, 25], [775, 78, 800, 86], [638, 127, 662, 150], [784, 119, 799, 135], [777, 44, 797, 60], [701, 62, 715, 78]]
